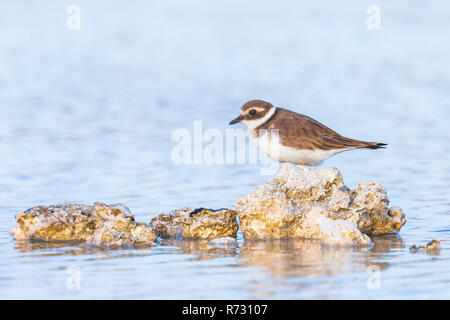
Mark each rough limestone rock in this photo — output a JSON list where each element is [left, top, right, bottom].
[[236, 164, 406, 245], [150, 207, 239, 239], [10, 202, 156, 246]]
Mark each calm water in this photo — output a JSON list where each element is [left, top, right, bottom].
[[1, 1, 450, 299]]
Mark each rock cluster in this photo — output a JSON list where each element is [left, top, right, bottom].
[[236, 164, 406, 245], [10, 202, 156, 246], [11, 164, 406, 246]]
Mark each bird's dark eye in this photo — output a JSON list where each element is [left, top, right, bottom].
[[249, 109, 256, 116]]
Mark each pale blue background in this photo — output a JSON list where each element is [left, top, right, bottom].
[[0, 1, 449, 299]]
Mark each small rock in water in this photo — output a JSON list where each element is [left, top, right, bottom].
[[235, 164, 406, 245], [426, 240, 441, 250], [410, 240, 440, 254], [10, 202, 156, 246], [149, 207, 239, 239]]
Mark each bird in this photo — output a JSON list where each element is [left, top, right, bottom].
[[229, 100, 386, 166]]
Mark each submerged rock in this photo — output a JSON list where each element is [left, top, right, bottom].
[[10, 202, 156, 246], [150, 207, 239, 239], [236, 164, 406, 245], [410, 240, 440, 254]]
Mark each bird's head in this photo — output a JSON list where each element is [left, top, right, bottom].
[[229, 100, 275, 129]]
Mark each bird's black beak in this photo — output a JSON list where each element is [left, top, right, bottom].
[[229, 115, 243, 125]]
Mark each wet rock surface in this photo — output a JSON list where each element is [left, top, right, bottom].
[[10, 202, 156, 246], [236, 164, 406, 245], [149, 207, 239, 239]]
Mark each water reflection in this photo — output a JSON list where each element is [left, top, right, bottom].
[[14, 239, 155, 259], [15, 239, 85, 254], [160, 238, 238, 261], [15, 234, 405, 279], [371, 234, 405, 252], [239, 238, 398, 279]]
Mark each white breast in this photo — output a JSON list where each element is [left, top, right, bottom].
[[253, 131, 353, 166]]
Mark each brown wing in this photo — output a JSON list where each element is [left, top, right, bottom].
[[258, 108, 385, 150]]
